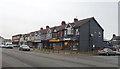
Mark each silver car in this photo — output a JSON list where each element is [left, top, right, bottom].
[[5, 44, 13, 49], [97, 48, 116, 56], [114, 49, 120, 55], [0, 44, 6, 48], [19, 45, 30, 51]]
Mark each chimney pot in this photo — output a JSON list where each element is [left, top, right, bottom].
[[113, 34, 116, 37], [61, 21, 66, 25], [74, 18, 78, 22], [46, 26, 50, 29], [40, 27, 43, 30]]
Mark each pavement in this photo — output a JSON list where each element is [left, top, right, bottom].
[[1, 48, 119, 67]]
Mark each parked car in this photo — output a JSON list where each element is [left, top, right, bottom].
[[19, 45, 30, 51], [97, 48, 116, 56], [114, 49, 120, 55], [13, 44, 20, 47], [5, 44, 13, 49], [0, 44, 6, 48]]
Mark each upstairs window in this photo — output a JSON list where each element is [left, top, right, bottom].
[[64, 30, 67, 37], [75, 29, 80, 35], [67, 28, 74, 35], [98, 32, 101, 37], [47, 29, 51, 34]]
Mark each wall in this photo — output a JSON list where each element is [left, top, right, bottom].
[[90, 18, 104, 48], [0, 37, 4, 44], [78, 18, 104, 52], [79, 21, 90, 52]]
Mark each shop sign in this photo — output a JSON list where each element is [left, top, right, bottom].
[[41, 40, 49, 42], [31, 40, 35, 42], [14, 40, 19, 42], [49, 39, 59, 42], [63, 38, 71, 40], [34, 40, 40, 42]]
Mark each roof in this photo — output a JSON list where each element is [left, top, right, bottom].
[[73, 17, 92, 28], [40, 29, 48, 34], [109, 36, 120, 46], [67, 17, 104, 31], [12, 34, 22, 37], [58, 25, 67, 31], [52, 25, 63, 31], [17, 17, 103, 36], [111, 36, 120, 40]]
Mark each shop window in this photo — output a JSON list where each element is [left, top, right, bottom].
[[64, 42, 68, 46], [53, 33, 57, 38]]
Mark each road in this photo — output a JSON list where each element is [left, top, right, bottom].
[[1, 48, 119, 67]]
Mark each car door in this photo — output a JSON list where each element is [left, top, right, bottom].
[[107, 49, 114, 54]]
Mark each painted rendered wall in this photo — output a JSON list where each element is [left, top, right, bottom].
[[79, 21, 90, 52], [79, 18, 104, 52]]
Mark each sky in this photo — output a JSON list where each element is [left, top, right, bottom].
[[0, 0, 119, 40]]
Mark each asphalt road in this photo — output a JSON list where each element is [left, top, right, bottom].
[[2, 48, 119, 67]]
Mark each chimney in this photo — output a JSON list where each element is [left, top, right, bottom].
[[46, 26, 50, 29], [113, 34, 116, 37], [74, 18, 78, 22], [61, 21, 66, 25], [40, 27, 43, 30]]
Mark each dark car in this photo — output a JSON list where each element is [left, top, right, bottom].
[[19, 45, 30, 51], [13, 44, 20, 47]]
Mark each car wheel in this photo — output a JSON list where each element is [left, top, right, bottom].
[[19, 49, 21, 51], [114, 53, 116, 56], [106, 53, 109, 56]]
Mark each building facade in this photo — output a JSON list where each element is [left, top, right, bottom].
[[0, 36, 4, 45], [109, 34, 120, 49], [12, 34, 22, 45], [13, 17, 105, 52]]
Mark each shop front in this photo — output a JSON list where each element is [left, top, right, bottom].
[[49, 39, 62, 50], [41, 40, 49, 49], [62, 38, 79, 51]]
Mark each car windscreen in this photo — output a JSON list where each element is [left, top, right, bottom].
[[104, 48, 113, 52], [22, 45, 29, 47]]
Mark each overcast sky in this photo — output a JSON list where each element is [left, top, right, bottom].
[[0, 0, 119, 40]]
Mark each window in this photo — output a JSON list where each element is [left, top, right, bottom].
[[60, 31, 63, 37], [64, 30, 67, 36], [67, 28, 74, 35], [75, 29, 79, 35], [67, 28, 71, 35], [71, 28, 74, 34], [54, 29, 57, 32], [47, 29, 51, 33], [98, 32, 101, 37]]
